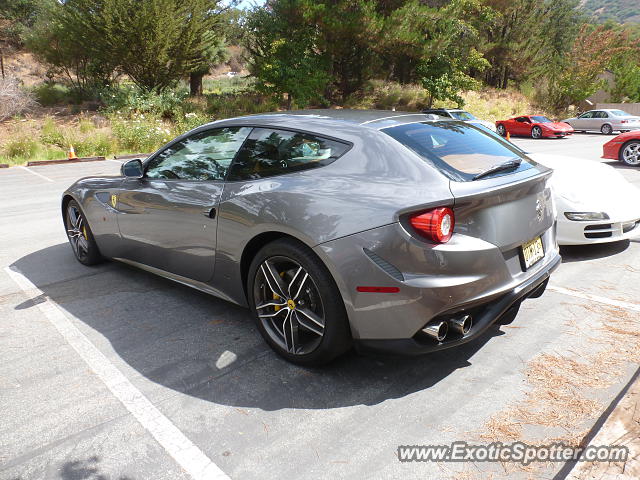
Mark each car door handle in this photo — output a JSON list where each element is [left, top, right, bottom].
[[202, 208, 216, 219]]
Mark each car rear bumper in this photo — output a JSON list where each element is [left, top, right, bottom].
[[314, 221, 560, 346], [354, 253, 560, 356]]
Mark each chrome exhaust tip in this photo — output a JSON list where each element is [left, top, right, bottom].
[[449, 314, 473, 335], [422, 320, 448, 342]]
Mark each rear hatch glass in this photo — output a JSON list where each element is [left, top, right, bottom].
[[382, 121, 539, 182]]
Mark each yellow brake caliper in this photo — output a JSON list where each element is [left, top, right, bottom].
[[82, 226, 88, 240]]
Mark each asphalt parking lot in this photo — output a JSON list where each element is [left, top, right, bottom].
[[1, 133, 639, 480]]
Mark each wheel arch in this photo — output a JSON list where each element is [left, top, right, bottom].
[[61, 194, 78, 225], [240, 231, 311, 299], [619, 139, 640, 163]]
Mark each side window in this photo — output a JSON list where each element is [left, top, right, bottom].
[[227, 128, 350, 181], [145, 127, 252, 181], [579, 112, 593, 119], [599, 111, 609, 118]]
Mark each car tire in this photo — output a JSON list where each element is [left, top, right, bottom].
[[620, 141, 640, 166], [64, 200, 103, 266], [497, 124, 506, 137], [601, 124, 613, 135], [247, 238, 351, 366], [531, 126, 542, 139]]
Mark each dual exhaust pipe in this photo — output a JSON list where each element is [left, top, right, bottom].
[[422, 314, 473, 342]]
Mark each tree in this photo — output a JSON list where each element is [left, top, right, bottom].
[[27, 0, 225, 92], [478, 0, 583, 89], [245, 1, 329, 108], [545, 24, 635, 110], [26, 0, 117, 91]]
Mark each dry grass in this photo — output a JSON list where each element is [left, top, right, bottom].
[[472, 300, 640, 478], [0, 77, 36, 123]]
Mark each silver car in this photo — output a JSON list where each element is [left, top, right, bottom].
[[62, 110, 561, 365], [563, 109, 640, 135]]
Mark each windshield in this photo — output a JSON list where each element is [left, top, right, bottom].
[[449, 111, 476, 121], [610, 110, 632, 117], [530, 116, 553, 123], [382, 122, 537, 182]]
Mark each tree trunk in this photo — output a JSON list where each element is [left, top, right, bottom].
[[286, 92, 292, 110], [0, 50, 4, 79], [190, 72, 204, 96]]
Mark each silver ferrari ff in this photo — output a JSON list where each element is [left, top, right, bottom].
[[62, 110, 561, 365]]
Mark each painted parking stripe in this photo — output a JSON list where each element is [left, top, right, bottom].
[[547, 285, 640, 313], [107, 159, 124, 164], [4, 266, 230, 480], [18, 166, 54, 182]]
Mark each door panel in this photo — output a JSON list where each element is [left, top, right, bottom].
[[114, 126, 252, 282], [116, 180, 223, 282]]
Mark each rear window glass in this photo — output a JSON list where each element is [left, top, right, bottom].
[[382, 122, 537, 182], [610, 110, 632, 117]]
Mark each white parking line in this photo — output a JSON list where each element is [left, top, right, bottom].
[[107, 159, 124, 164], [4, 266, 231, 480], [18, 166, 54, 182], [547, 285, 640, 312]]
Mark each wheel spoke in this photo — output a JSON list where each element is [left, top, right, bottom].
[[292, 273, 309, 300], [256, 301, 287, 310], [287, 266, 303, 297], [296, 308, 324, 330], [282, 310, 296, 353], [258, 308, 287, 319], [261, 261, 287, 298], [294, 311, 323, 337]]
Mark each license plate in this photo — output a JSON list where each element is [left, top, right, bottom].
[[520, 236, 544, 270]]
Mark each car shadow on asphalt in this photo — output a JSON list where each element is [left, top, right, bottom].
[[11, 243, 503, 411], [602, 160, 639, 170], [559, 240, 630, 263]]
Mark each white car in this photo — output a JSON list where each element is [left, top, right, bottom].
[[529, 154, 640, 245], [421, 108, 497, 132]]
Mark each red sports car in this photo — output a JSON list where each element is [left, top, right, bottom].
[[603, 131, 640, 166], [496, 115, 574, 139]]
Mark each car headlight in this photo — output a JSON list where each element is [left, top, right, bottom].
[[564, 212, 610, 221]]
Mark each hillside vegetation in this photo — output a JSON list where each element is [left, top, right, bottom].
[[582, 0, 640, 24], [0, 0, 639, 166]]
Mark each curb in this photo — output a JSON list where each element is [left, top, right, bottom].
[[26, 156, 106, 167]]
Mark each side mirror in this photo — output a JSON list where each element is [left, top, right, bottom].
[[121, 159, 143, 178]]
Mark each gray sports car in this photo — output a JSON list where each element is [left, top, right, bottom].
[[62, 110, 561, 365]]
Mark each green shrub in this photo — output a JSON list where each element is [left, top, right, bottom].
[[206, 93, 279, 118], [110, 115, 172, 153], [101, 85, 191, 120], [32, 84, 71, 106], [40, 118, 66, 147], [3, 137, 40, 158]]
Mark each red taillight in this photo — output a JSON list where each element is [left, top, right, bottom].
[[621, 120, 628, 124], [409, 207, 455, 243]]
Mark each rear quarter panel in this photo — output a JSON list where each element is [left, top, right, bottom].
[[213, 128, 454, 306]]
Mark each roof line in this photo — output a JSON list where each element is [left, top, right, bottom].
[[360, 114, 428, 125]]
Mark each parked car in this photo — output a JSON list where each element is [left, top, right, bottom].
[[528, 154, 640, 245], [422, 108, 496, 131], [562, 109, 640, 135], [602, 131, 640, 166], [62, 110, 560, 365], [496, 115, 574, 139]]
